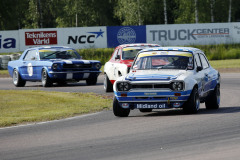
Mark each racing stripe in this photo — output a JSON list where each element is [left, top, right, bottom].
[[63, 60, 72, 64]]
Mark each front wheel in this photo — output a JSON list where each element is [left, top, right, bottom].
[[113, 97, 130, 117], [12, 69, 26, 87], [205, 85, 220, 109], [183, 87, 200, 114], [41, 69, 52, 87]]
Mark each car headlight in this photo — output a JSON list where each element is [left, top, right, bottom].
[[117, 82, 131, 91], [52, 63, 58, 70], [95, 63, 101, 70], [171, 81, 184, 91]]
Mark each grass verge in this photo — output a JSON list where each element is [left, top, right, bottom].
[[0, 90, 112, 127]]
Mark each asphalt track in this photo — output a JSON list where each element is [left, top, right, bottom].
[[0, 73, 240, 160]]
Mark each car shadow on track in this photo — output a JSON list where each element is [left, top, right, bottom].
[[24, 82, 104, 88], [132, 106, 240, 117]]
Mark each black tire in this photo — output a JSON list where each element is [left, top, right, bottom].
[[86, 78, 97, 85], [205, 85, 220, 109], [113, 97, 130, 117], [41, 69, 52, 87], [183, 87, 200, 114], [104, 74, 113, 92], [139, 109, 153, 112], [12, 69, 26, 87]]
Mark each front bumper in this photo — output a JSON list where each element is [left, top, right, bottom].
[[48, 70, 101, 80], [114, 90, 191, 109]]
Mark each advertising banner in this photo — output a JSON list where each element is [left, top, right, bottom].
[[60, 26, 107, 49], [147, 23, 240, 46], [107, 26, 146, 48], [19, 28, 58, 51], [0, 30, 19, 53]]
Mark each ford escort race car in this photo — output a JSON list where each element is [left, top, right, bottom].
[[113, 47, 220, 117], [104, 43, 160, 92], [8, 46, 101, 87]]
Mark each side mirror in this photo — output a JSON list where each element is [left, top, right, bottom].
[[115, 55, 120, 60], [31, 57, 36, 61], [196, 66, 203, 72]]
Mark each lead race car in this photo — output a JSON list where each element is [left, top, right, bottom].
[[8, 46, 101, 87], [113, 47, 221, 117]]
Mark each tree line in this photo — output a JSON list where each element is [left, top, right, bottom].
[[0, 0, 239, 30]]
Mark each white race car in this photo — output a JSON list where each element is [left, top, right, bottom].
[[113, 47, 221, 117], [104, 43, 160, 92]]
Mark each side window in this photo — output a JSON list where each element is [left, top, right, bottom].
[[111, 49, 118, 60], [24, 50, 37, 61], [199, 54, 209, 69], [194, 54, 202, 68]]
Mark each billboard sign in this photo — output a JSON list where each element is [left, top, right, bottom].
[[107, 26, 146, 48], [0, 30, 19, 53], [25, 31, 57, 45], [147, 23, 240, 46]]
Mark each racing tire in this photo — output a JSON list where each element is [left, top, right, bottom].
[[12, 69, 26, 87], [139, 109, 153, 112], [41, 69, 52, 87], [113, 97, 130, 117], [183, 87, 200, 114], [86, 78, 97, 85], [205, 85, 220, 110], [104, 74, 113, 92]]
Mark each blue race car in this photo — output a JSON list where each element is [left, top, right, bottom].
[[8, 46, 102, 87]]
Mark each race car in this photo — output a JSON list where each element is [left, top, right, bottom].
[[104, 43, 160, 92], [8, 46, 101, 87], [113, 47, 221, 117]]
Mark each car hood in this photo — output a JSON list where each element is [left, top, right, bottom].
[[125, 70, 187, 81], [44, 59, 100, 64]]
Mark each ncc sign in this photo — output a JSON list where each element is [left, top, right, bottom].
[[25, 31, 57, 45]]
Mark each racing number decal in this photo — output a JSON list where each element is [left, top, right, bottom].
[[27, 63, 33, 77]]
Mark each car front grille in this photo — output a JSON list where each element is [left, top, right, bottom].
[[63, 64, 92, 69], [131, 84, 170, 89]]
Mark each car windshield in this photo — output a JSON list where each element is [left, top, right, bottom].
[[39, 49, 80, 60], [122, 46, 156, 60], [132, 51, 194, 70]]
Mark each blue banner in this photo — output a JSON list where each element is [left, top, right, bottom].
[[107, 26, 146, 48]]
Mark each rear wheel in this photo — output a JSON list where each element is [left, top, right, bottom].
[[104, 74, 113, 92], [41, 69, 52, 87], [12, 69, 26, 87], [205, 85, 220, 109], [113, 97, 130, 117], [139, 109, 153, 112], [183, 87, 200, 114]]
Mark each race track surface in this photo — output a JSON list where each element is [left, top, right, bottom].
[[0, 73, 239, 160]]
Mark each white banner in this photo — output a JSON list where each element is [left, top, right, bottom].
[[19, 26, 107, 51], [0, 30, 19, 53], [147, 23, 240, 46]]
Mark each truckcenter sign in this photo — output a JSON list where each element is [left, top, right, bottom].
[[147, 23, 240, 46]]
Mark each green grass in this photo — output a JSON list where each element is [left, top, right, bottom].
[[0, 70, 9, 76], [209, 59, 240, 69], [0, 90, 112, 127]]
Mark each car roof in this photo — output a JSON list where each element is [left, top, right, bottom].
[[138, 47, 203, 55], [26, 46, 73, 51], [117, 43, 160, 49]]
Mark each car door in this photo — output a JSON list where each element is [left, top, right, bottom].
[[199, 53, 211, 96], [194, 53, 205, 98], [22, 49, 38, 80]]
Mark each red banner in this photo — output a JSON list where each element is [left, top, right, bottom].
[[25, 31, 57, 45]]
